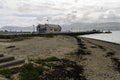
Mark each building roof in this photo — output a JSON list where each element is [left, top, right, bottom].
[[45, 24, 61, 28], [37, 24, 61, 29]]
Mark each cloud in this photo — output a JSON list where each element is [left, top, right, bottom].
[[0, 0, 5, 9], [98, 9, 120, 22], [0, 0, 120, 27], [74, 0, 78, 3]]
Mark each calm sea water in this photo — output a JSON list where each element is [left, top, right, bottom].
[[80, 31, 120, 44]]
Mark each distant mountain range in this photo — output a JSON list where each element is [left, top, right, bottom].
[[0, 22, 120, 32], [62, 22, 120, 31], [0, 26, 34, 32]]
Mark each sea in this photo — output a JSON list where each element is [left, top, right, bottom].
[[80, 31, 120, 44]]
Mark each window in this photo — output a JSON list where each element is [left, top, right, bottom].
[[54, 28, 58, 31]]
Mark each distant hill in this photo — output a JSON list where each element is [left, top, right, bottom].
[[0, 26, 35, 32], [62, 22, 120, 31]]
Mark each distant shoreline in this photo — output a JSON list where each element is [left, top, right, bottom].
[[80, 30, 120, 45], [81, 37, 120, 45]]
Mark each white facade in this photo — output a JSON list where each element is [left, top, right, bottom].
[[37, 24, 61, 33]]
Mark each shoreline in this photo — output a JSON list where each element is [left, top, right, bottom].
[[79, 36, 120, 80], [81, 37, 120, 45]]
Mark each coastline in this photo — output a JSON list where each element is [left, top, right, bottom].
[[79, 36, 120, 80], [80, 30, 120, 46], [81, 37, 120, 45]]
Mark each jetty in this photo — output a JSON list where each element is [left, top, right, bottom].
[[0, 30, 102, 36]]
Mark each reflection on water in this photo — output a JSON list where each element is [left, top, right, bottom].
[[80, 31, 120, 44]]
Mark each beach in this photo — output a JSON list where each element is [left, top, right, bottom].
[[0, 36, 78, 60], [80, 37, 120, 80], [0, 35, 120, 80]]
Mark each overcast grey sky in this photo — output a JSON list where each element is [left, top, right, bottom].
[[0, 0, 120, 26]]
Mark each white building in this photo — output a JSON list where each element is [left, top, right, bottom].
[[36, 24, 62, 33]]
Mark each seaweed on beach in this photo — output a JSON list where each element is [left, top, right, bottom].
[[6, 45, 16, 49], [30, 56, 87, 80], [73, 36, 91, 55], [40, 59, 86, 80], [111, 58, 120, 72], [74, 49, 90, 55], [76, 38, 86, 49], [97, 45, 106, 51], [85, 39, 106, 51], [105, 52, 115, 57]]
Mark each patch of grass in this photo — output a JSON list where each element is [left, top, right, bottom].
[[0, 63, 46, 80], [40, 59, 86, 80], [0, 34, 56, 42], [0, 69, 14, 78], [39, 34, 55, 38], [33, 57, 59, 68], [0, 35, 31, 42], [0, 57, 86, 80], [45, 57, 60, 62], [44, 63, 57, 68], [20, 63, 45, 80], [10, 37, 30, 42], [35, 57, 59, 64], [0, 35, 12, 39], [0, 67, 20, 78]]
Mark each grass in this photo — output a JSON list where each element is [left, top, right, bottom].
[[0, 57, 59, 80], [0, 57, 86, 80], [35, 56, 59, 65], [34, 57, 59, 68], [44, 63, 57, 67], [10, 36, 30, 42], [0, 35, 30, 42], [0, 69, 14, 78], [44, 56, 60, 62], [20, 63, 45, 80], [0, 63, 45, 80], [0, 67, 20, 78], [0, 34, 55, 42]]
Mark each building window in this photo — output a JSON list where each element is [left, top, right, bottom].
[[54, 29, 58, 31]]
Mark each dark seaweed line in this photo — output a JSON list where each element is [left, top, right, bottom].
[[85, 39, 106, 51], [40, 59, 87, 80], [73, 36, 91, 55], [111, 58, 120, 72], [105, 51, 120, 73]]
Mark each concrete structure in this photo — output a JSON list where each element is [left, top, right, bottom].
[[36, 24, 62, 33], [0, 54, 24, 68]]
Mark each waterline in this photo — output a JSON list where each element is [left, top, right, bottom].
[[80, 31, 120, 44]]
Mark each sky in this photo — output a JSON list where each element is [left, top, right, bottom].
[[0, 0, 120, 27]]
